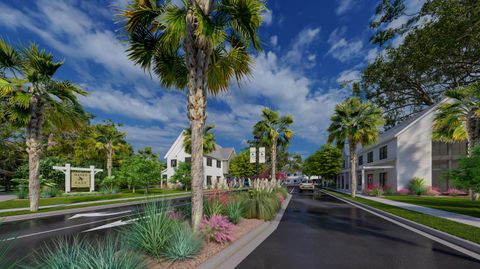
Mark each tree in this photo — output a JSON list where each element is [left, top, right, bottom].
[[138, 146, 159, 160], [303, 153, 321, 179], [94, 121, 127, 177], [361, 0, 480, 127], [284, 153, 302, 174], [229, 150, 261, 178], [170, 162, 192, 190], [183, 124, 216, 154], [120, 0, 266, 230], [316, 144, 343, 183], [253, 108, 294, 181], [117, 154, 163, 193], [447, 146, 480, 199], [0, 40, 88, 211], [328, 98, 384, 197]]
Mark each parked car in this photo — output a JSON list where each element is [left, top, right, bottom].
[[299, 179, 315, 192]]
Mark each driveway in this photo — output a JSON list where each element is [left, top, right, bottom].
[[237, 190, 480, 269]]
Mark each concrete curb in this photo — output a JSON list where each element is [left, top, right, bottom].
[[198, 194, 292, 269], [322, 190, 480, 260]]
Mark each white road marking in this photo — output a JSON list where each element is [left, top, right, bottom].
[[68, 210, 131, 219], [322, 191, 480, 261], [82, 219, 136, 232]]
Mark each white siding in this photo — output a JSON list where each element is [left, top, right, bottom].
[[396, 112, 434, 190]]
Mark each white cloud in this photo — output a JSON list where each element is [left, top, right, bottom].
[[336, 69, 361, 84], [119, 124, 181, 157], [263, 10, 273, 26], [364, 48, 380, 63], [336, 0, 356, 16], [285, 27, 321, 67], [270, 35, 278, 47], [327, 27, 363, 62]]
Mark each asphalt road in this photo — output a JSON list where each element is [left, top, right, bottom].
[[0, 196, 191, 267], [237, 189, 480, 269]]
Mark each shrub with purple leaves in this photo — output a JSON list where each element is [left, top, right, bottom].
[[199, 215, 235, 244]]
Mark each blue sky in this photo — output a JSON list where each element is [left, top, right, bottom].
[[0, 0, 423, 158]]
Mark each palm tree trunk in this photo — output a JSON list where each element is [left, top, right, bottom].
[[185, 2, 213, 231], [466, 115, 478, 200], [349, 143, 357, 198], [271, 137, 277, 181], [26, 94, 44, 212], [106, 142, 113, 177]]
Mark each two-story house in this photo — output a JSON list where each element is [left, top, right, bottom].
[[337, 101, 467, 192], [162, 132, 236, 187]]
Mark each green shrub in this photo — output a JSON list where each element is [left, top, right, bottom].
[[33, 235, 146, 269], [15, 185, 28, 199], [224, 200, 243, 224], [122, 202, 176, 257], [41, 186, 62, 198], [276, 187, 288, 199], [408, 177, 428, 196], [163, 223, 202, 261], [239, 191, 280, 221], [100, 176, 120, 194], [204, 198, 224, 217]]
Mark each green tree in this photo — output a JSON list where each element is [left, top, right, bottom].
[[447, 146, 480, 199], [328, 98, 384, 197], [94, 121, 127, 177], [0, 40, 88, 211], [361, 0, 480, 127], [284, 153, 302, 174], [253, 108, 294, 181], [183, 124, 216, 154], [120, 0, 266, 230], [229, 150, 261, 178], [303, 153, 321, 179], [117, 154, 163, 193], [138, 146, 159, 160], [170, 162, 192, 190], [317, 144, 343, 183]]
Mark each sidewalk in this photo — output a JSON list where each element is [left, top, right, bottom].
[[331, 188, 480, 228]]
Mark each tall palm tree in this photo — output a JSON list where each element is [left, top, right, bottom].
[[120, 0, 265, 229], [0, 40, 88, 211], [94, 121, 126, 177], [327, 97, 384, 198], [433, 83, 480, 155], [253, 108, 294, 181], [183, 124, 216, 154], [433, 83, 480, 200]]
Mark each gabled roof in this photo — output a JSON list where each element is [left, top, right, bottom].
[[163, 132, 184, 159], [163, 132, 235, 161]]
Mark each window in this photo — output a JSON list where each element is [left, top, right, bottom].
[[207, 157, 212, 167], [217, 176, 221, 182], [206, 176, 212, 186], [184, 157, 191, 163], [379, 145, 388, 160], [367, 152, 373, 163], [171, 159, 177, 168], [379, 173, 387, 187], [216, 160, 221, 168], [358, 156, 363, 165]]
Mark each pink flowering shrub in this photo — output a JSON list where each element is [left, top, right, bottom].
[[446, 188, 467, 196], [366, 185, 384, 196], [426, 187, 441, 196], [199, 215, 235, 243], [397, 188, 410, 195]]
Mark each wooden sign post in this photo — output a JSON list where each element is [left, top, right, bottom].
[[53, 164, 103, 193]]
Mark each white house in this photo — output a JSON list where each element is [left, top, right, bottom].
[[162, 132, 236, 187], [336, 101, 467, 192]]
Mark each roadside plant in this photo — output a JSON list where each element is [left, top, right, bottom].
[[163, 223, 203, 261], [241, 190, 281, 221], [426, 187, 441, 196], [123, 202, 176, 257], [397, 188, 410, 195], [204, 195, 226, 217], [100, 175, 120, 194], [224, 200, 243, 224], [200, 215, 235, 244], [446, 188, 467, 196], [366, 185, 384, 197], [408, 177, 428, 196]]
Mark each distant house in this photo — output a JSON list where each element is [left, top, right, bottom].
[[162, 132, 236, 187], [337, 100, 467, 192]]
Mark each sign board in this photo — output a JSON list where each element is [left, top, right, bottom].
[[259, 147, 266, 163], [249, 147, 256, 163], [71, 172, 90, 188]]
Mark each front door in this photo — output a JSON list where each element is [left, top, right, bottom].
[[367, 174, 373, 189]]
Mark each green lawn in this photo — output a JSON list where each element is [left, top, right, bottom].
[[0, 188, 187, 210], [384, 195, 480, 218], [322, 189, 480, 245]]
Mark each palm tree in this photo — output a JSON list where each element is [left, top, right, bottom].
[[253, 108, 294, 181], [0, 40, 88, 211], [433, 83, 480, 155], [94, 121, 126, 177], [120, 0, 266, 229], [183, 124, 216, 154], [433, 83, 480, 200], [327, 97, 384, 198]]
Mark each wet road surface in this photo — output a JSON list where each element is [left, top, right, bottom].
[[237, 190, 480, 269]]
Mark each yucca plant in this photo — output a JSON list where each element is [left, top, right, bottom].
[[224, 200, 243, 224], [163, 223, 203, 261], [203, 196, 225, 217], [123, 202, 177, 257]]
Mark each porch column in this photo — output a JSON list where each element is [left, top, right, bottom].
[[361, 168, 366, 193]]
